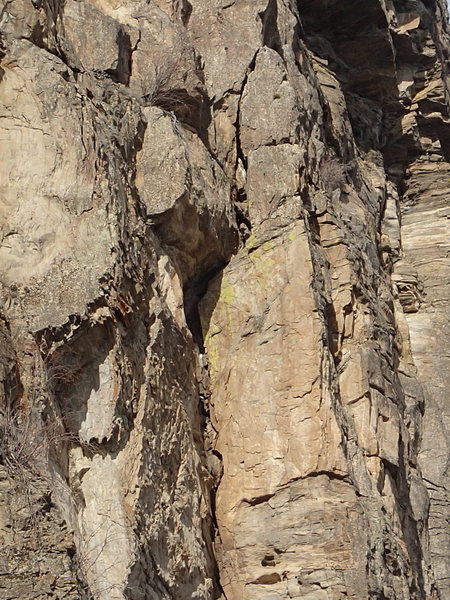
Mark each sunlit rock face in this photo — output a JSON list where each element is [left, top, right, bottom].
[[0, 0, 449, 599]]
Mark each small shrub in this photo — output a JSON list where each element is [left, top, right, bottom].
[[0, 401, 63, 484], [141, 32, 192, 114], [320, 156, 348, 192], [0, 346, 85, 492], [45, 347, 82, 386]]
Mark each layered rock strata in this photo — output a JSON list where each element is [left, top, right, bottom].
[[0, 0, 449, 599]]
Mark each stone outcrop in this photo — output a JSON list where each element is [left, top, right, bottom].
[[0, 0, 449, 599]]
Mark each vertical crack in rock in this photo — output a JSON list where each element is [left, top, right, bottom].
[[1, 0, 449, 599]]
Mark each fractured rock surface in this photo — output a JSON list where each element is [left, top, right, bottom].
[[0, 0, 449, 598]]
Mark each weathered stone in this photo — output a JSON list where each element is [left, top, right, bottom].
[[0, 0, 449, 599]]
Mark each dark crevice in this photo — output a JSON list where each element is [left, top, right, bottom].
[[259, 0, 283, 56], [243, 493, 275, 507], [233, 203, 252, 243], [105, 28, 132, 85], [183, 261, 228, 351], [180, 0, 193, 26], [383, 452, 427, 597]]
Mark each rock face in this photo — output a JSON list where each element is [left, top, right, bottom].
[[0, 0, 449, 599]]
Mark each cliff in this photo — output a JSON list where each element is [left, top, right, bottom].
[[0, 0, 449, 598]]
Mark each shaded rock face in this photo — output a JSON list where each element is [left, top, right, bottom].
[[0, 0, 449, 599]]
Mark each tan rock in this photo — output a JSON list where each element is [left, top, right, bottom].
[[1, 0, 449, 599]]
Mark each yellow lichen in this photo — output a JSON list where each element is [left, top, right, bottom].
[[220, 281, 235, 306], [245, 232, 259, 252]]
